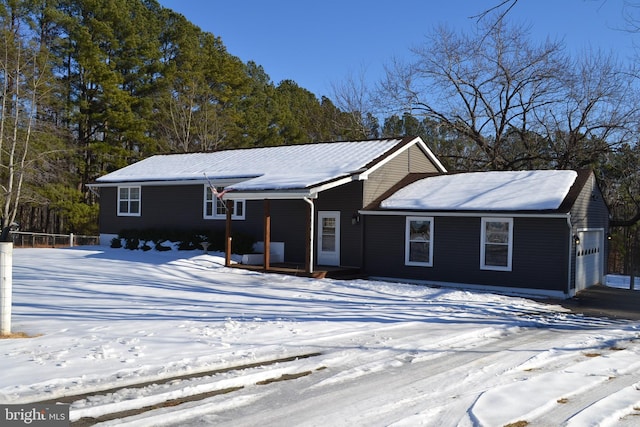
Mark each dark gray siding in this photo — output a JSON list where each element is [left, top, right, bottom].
[[237, 183, 365, 266], [316, 181, 364, 267], [363, 215, 570, 293], [98, 187, 120, 233], [99, 185, 279, 240], [99, 185, 211, 233], [244, 182, 365, 266], [262, 199, 309, 264], [98, 182, 364, 267]]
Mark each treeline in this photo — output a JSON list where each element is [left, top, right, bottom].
[[1, 0, 378, 235]]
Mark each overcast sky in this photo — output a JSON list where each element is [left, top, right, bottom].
[[157, 0, 634, 99]]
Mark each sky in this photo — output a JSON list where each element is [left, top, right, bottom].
[[157, 0, 635, 99]]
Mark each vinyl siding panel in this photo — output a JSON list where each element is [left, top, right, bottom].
[[568, 173, 610, 289], [570, 173, 609, 229], [246, 183, 365, 266], [364, 215, 569, 293], [99, 182, 364, 267], [263, 200, 309, 264], [99, 185, 265, 238], [408, 144, 440, 173], [363, 145, 440, 207], [98, 187, 120, 234], [99, 185, 209, 233], [316, 181, 364, 267], [363, 151, 408, 207]]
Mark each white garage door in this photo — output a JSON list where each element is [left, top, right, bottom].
[[575, 229, 604, 292]]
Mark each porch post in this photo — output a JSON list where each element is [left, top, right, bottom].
[[264, 199, 271, 270], [225, 199, 233, 267], [304, 197, 314, 274]]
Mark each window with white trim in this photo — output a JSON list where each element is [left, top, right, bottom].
[[405, 216, 434, 266], [203, 186, 245, 220], [117, 186, 141, 216], [480, 218, 513, 271]]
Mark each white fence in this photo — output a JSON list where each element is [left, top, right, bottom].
[[10, 231, 100, 248]]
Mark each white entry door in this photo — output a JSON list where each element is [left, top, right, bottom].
[[317, 211, 340, 266]]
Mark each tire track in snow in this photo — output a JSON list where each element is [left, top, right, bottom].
[[30, 353, 323, 426], [468, 331, 640, 427], [524, 348, 640, 426], [54, 322, 636, 427], [183, 326, 565, 426], [197, 325, 636, 427], [537, 374, 640, 426]]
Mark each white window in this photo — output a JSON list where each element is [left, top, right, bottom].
[[118, 186, 141, 216], [481, 218, 513, 271], [405, 216, 434, 266], [203, 186, 245, 220]]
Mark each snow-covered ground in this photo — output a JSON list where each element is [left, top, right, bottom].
[[1, 247, 640, 426]]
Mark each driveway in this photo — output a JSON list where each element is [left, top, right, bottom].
[[558, 285, 640, 320]]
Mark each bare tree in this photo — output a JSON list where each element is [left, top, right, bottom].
[[380, 21, 567, 170], [536, 51, 640, 169], [0, 4, 50, 240], [331, 67, 380, 139], [471, 0, 519, 23], [380, 18, 640, 172]]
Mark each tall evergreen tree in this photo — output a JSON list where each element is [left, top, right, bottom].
[[54, 0, 165, 195]]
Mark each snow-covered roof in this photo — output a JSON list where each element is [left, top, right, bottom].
[[380, 170, 579, 211], [96, 138, 420, 191]]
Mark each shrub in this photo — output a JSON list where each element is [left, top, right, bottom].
[[115, 228, 256, 254], [124, 237, 140, 250], [155, 241, 172, 251]]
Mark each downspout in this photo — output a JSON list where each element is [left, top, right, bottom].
[[303, 197, 314, 274], [566, 214, 573, 297]]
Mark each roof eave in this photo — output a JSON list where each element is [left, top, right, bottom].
[[223, 190, 318, 200], [225, 173, 360, 199], [88, 177, 255, 188], [360, 209, 571, 218]]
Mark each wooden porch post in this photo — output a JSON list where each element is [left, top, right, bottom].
[[225, 199, 233, 267], [263, 199, 271, 270]]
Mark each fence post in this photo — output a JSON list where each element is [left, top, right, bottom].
[[70, 233, 74, 247], [0, 242, 13, 335]]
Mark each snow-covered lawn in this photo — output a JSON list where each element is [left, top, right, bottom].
[[1, 247, 640, 426]]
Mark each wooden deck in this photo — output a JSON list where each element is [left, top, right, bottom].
[[230, 263, 363, 279]]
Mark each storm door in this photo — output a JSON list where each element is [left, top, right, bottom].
[[317, 211, 340, 266]]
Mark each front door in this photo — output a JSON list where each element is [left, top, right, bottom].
[[317, 211, 340, 266]]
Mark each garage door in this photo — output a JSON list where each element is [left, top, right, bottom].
[[575, 229, 604, 292]]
